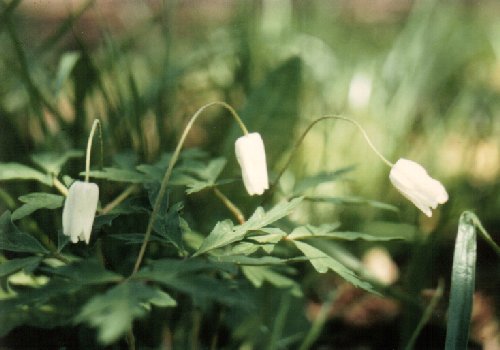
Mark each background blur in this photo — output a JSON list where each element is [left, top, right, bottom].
[[0, 0, 499, 348]]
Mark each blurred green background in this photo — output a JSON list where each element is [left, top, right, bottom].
[[0, 0, 499, 348]]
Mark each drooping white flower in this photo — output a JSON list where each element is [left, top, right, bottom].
[[62, 181, 99, 244], [389, 158, 448, 217], [235, 132, 269, 195]]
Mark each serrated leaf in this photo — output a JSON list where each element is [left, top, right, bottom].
[[194, 220, 235, 256], [0, 256, 43, 278], [242, 266, 302, 297], [293, 240, 378, 294], [76, 281, 176, 344], [153, 202, 186, 252], [184, 157, 227, 194], [84, 168, 148, 183], [0, 211, 49, 254], [0, 163, 51, 185], [445, 212, 477, 350], [31, 150, 84, 175], [241, 197, 303, 231], [12, 193, 64, 220], [288, 224, 406, 241], [195, 198, 302, 256], [293, 166, 355, 195], [305, 195, 398, 211]]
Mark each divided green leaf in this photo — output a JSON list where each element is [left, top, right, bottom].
[[195, 198, 302, 256], [0, 211, 49, 254], [0, 163, 51, 185], [12, 193, 64, 220], [31, 150, 84, 175], [242, 265, 302, 297], [293, 240, 378, 294], [76, 281, 176, 344]]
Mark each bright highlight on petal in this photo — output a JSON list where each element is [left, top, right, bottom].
[[235, 132, 269, 196], [389, 158, 448, 217], [62, 181, 99, 244]]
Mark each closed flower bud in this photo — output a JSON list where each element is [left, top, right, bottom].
[[235, 132, 269, 195], [62, 181, 99, 244], [389, 159, 448, 217]]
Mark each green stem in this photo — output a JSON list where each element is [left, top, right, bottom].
[[130, 102, 248, 275], [404, 279, 444, 350], [270, 115, 393, 194], [100, 185, 138, 215], [467, 211, 500, 257], [299, 290, 338, 350], [213, 187, 245, 224], [52, 177, 69, 196], [85, 119, 101, 182]]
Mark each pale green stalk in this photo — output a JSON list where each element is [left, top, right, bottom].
[[85, 119, 101, 182], [130, 102, 248, 275], [270, 115, 393, 194]]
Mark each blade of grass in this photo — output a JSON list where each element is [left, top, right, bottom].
[[404, 279, 444, 350], [298, 290, 337, 350], [445, 212, 477, 350]]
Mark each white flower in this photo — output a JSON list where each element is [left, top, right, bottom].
[[389, 158, 448, 217], [235, 132, 269, 195], [62, 181, 99, 244]]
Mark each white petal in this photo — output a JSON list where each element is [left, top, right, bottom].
[[62, 181, 99, 244], [235, 133, 269, 196], [389, 158, 448, 217]]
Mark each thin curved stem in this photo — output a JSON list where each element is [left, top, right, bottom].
[[85, 119, 101, 182], [100, 185, 138, 215], [270, 115, 393, 194], [213, 187, 245, 224], [130, 102, 248, 275]]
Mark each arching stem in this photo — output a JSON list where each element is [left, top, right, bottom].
[[130, 102, 248, 275], [85, 119, 101, 183], [269, 115, 393, 195]]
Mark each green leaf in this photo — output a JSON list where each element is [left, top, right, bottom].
[[445, 212, 477, 350], [293, 240, 378, 294], [242, 266, 302, 297], [184, 157, 227, 194], [0, 163, 51, 185], [0, 256, 43, 278], [194, 220, 237, 256], [31, 150, 84, 175], [293, 166, 355, 195], [76, 281, 176, 345], [135, 259, 244, 307], [241, 197, 303, 231], [305, 195, 399, 212], [210, 255, 290, 266], [153, 202, 186, 252], [12, 193, 64, 220], [84, 168, 149, 183], [288, 224, 406, 241], [0, 211, 49, 254], [47, 259, 123, 285], [247, 228, 287, 244], [195, 198, 302, 256], [53, 51, 81, 95]]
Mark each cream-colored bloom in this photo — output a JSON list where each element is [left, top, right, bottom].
[[389, 158, 448, 217], [235, 132, 269, 195], [62, 181, 99, 244]]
